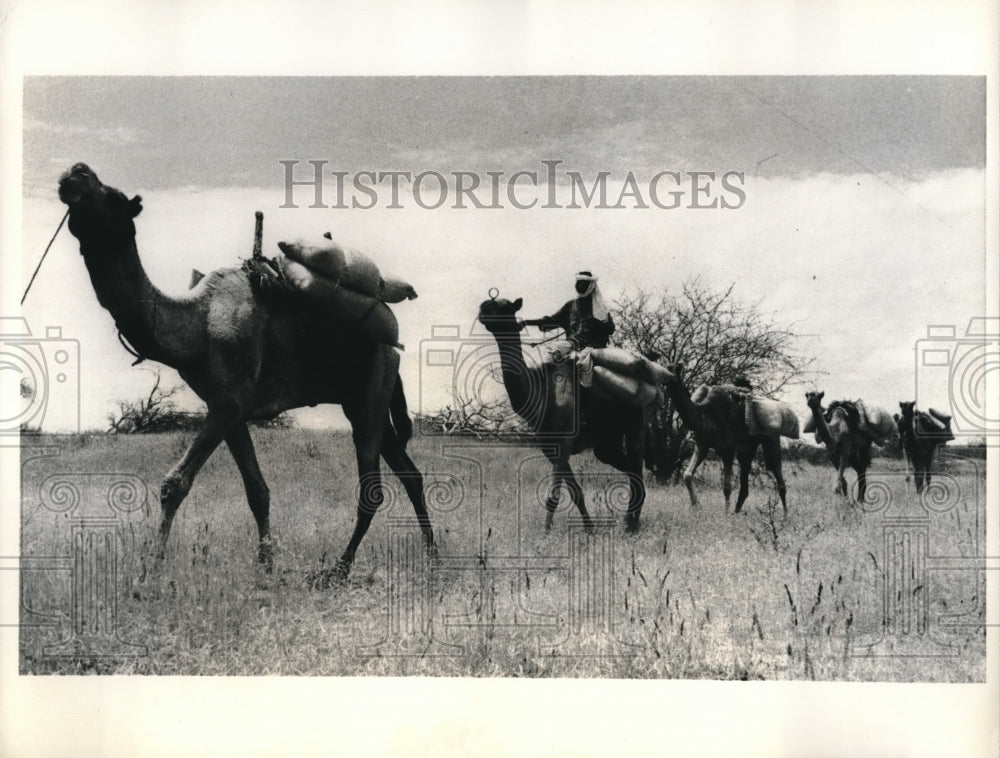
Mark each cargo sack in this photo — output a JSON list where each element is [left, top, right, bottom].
[[379, 276, 418, 303], [277, 256, 402, 348], [591, 366, 661, 407], [277, 238, 418, 303], [745, 396, 800, 439], [278, 239, 381, 296], [589, 347, 674, 385], [915, 408, 955, 441], [854, 400, 895, 444]]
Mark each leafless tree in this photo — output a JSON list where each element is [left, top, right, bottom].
[[107, 370, 189, 433]]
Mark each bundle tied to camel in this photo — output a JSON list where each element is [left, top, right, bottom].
[[565, 347, 672, 408], [274, 236, 419, 350], [690, 384, 799, 439]]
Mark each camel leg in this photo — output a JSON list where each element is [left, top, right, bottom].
[[225, 423, 273, 572], [623, 420, 646, 532], [158, 406, 237, 558], [854, 444, 872, 504], [543, 470, 564, 531], [834, 454, 849, 497], [761, 438, 788, 515], [333, 351, 399, 580], [334, 398, 391, 579], [335, 412, 386, 579], [380, 419, 435, 552], [720, 452, 734, 512], [592, 413, 646, 530], [924, 445, 938, 489], [683, 443, 709, 509], [734, 442, 758, 514], [914, 463, 926, 494], [560, 463, 594, 531]]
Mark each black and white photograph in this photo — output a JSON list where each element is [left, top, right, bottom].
[[2, 2, 997, 757]]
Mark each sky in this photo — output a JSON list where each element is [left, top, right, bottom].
[[17, 76, 988, 434]]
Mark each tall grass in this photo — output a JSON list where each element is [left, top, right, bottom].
[[18, 430, 986, 679]]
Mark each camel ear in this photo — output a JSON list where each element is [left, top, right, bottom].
[[512, 298, 523, 312], [893, 413, 900, 422], [817, 391, 825, 400], [128, 195, 143, 217]]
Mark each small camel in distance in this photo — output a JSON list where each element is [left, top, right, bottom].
[[896, 401, 954, 493]]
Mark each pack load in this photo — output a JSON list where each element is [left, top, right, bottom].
[[277, 237, 418, 304], [691, 384, 799, 439], [276, 254, 402, 348], [854, 400, 895, 444], [745, 396, 800, 439], [570, 346, 672, 408], [274, 235, 419, 350], [915, 407, 955, 441]]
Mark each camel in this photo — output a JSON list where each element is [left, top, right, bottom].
[[58, 163, 434, 580], [662, 364, 793, 513], [804, 391, 875, 502], [477, 296, 647, 530], [897, 401, 954, 493]]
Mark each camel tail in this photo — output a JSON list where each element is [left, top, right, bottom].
[[390, 375, 414, 449]]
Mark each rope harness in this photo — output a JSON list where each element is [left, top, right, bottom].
[[21, 209, 69, 305]]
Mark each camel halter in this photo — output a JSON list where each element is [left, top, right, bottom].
[[21, 209, 70, 306], [487, 287, 567, 347]]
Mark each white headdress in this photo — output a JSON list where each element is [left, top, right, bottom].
[[575, 271, 609, 320]]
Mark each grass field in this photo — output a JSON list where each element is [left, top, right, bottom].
[[18, 430, 987, 680]]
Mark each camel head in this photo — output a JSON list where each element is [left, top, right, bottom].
[[59, 163, 143, 253], [478, 296, 523, 337], [805, 390, 825, 410], [898, 400, 916, 421]]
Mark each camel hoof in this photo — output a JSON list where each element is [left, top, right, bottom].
[[258, 544, 274, 574], [306, 558, 351, 590]]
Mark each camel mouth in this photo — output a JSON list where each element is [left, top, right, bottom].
[[58, 163, 98, 207], [58, 181, 83, 207]]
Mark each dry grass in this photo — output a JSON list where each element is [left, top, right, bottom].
[[19, 430, 986, 679]]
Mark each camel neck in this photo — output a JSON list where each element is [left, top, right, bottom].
[[80, 236, 200, 367], [491, 332, 535, 421], [808, 404, 834, 447], [665, 380, 703, 433]]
